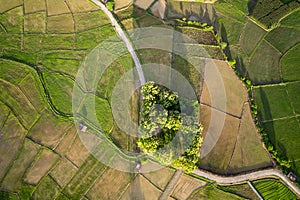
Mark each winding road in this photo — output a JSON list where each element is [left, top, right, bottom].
[[91, 0, 145, 85], [92, 0, 300, 198], [194, 168, 300, 197]]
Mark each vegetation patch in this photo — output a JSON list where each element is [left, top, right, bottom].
[[286, 81, 300, 114], [28, 110, 71, 146], [97, 53, 133, 100], [250, 0, 300, 28], [176, 26, 218, 45], [46, 0, 70, 16], [32, 176, 60, 199], [142, 168, 175, 190], [24, 12, 46, 33], [136, 14, 163, 27], [1, 139, 40, 192], [189, 184, 244, 199], [248, 40, 282, 85], [280, 9, 300, 29], [0, 79, 39, 128], [50, 158, 77, 188], [74, 11, 110, 32], [65, 135, 90, 168], [171, 174, 206, 199], [137, 82, 203, 173], [280, 44, 300, 82], [262, 118, 300, 174], [227, 103, 272, 173], [44, 72, 74, 114], [87, 167, 132, 200], [265, 27, 300, 53], [254, 85, 294, 121], [47, 14, 74, 33], [0, 7, 23, 33], [0, 0, 22, 14], [65, 0, 99, 13], [0, 114, 25, 181], [42, 34, 75, 50], [0, 59, 31, 84], [54, 125, 77, 156], [201, 59, 247, 116], [24, 148, 59, 185], [41, 50, 83, 76], [75, 25, 114, 50], [24, 0, 46, 14], [199, 109, 240, 174], [63, 155, 107, 199], [121, 175, 162, 200], [115, 0, 132, 10], [240, 20, 266, 56], [218, 183, 258, 200], [171, 55, 203, 99], [252, 178, 297, 199]]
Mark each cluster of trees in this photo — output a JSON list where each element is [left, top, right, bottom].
[[137, 82, 203, 173]]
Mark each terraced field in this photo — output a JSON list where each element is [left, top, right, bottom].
[[252, 178, 297, 199]]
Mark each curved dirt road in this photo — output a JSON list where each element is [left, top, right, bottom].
[[194, 168, 300, 197], [91, 0, 145, 84], [92, 0, 300, 198]]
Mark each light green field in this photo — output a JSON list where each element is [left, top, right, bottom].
[[252, 178, 297, 199]]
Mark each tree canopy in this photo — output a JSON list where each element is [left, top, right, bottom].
[[137, 82, 203, 173]]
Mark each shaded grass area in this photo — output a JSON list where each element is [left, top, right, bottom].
[[171, 55, 203, 99], [286, 81, 300, 115], [248, 40, 282, 85], [262, 118, 300, 175], [188, 184, 245, 200], [240, 20, 267, 56], [281, 44, 300, 82], [265, 27, 300, 53], [218, 183, 259, 200], [254, 85, 294, 121]]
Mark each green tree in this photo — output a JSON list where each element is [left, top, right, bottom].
[[137, 82, 203, 173]]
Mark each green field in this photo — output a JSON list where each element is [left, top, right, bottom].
[[252, 178, 297, 199], [281, 44, 300, 82], [254, 85, 294, 121]]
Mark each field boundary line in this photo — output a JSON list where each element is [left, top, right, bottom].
[[247, 181, 263, 200], [63, 0, 76, 50], [263, 38, 283, 55], [261, 115, 298, 123], [200, 102, 241, 119], [278, 7, 300, 25], [159, 169, 183, 200], [0, 22, 7, 33], [226, 101, 247, 172], [140, 173, 164, 192]]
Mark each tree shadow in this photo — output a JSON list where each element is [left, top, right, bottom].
[[247, 0, 259, 16]]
